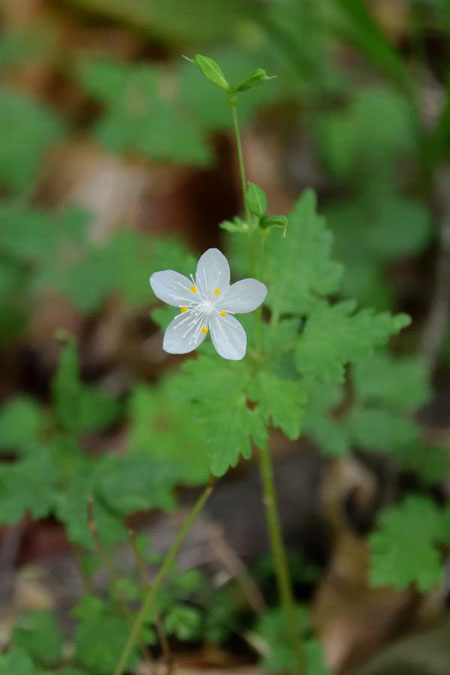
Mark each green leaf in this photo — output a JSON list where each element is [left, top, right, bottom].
[[0, 397, 44, 454], [13, 610, 64, 667], [97, 454, 177, 515], [0, 86, 63, 192], [79, 58, 210, 166], [246, 182, 267, 217], [55, 464, 126, 549], [265, 190, 343, 316], [318, 87, 414, 178], [302, 381, 350, 456], [369, 495, 447, 592], [128, 382, 210, 484], [353, 354, 431, 410], [259, 215, 288, 234], [52, 339, 121, 435], [347, 407, 419, 451], [192, 54, 230, 91], [79, 389, 121, 434], [295, 300, 410, 385], [0, 453, 57, 524], [178, 357, 267, 477], [247, 371, 307, 439], [235, 68, 276, 92]]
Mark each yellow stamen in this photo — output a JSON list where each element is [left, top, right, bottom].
[[180, 306, 188, 313], [214, 288, 221, 296], [200, 326, 208, 334], [220, 311, 226, 317], [190, 285, 197, 293]]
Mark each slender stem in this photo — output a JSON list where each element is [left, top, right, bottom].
[[230, 103, 250, 225], [230, 101, 255, 275], [113, 477, 216, 675], [258, 444, 305, 675]]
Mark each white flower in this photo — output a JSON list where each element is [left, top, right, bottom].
[[150, 248, 267, 360]]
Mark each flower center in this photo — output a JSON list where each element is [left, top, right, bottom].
[[196, 299, 216, 315]]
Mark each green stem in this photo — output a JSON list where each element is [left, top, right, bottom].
[[258, 444, 305, 675], [113, 477, 215, 675], [230, 101, 255, 274]]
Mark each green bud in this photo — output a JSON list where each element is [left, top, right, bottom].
[[235, 68, 276, 92], [193, 54, 230, 91], [259, 215, 288, 238], [219, 217, 248, 233], [246, 182, 267, 217]]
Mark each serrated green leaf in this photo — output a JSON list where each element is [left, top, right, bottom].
[[265, 190, 343, 316], [247, 371, 306, 439], [369, 495, 447, 592], [13, 610, 64, 667], [0, 86, 63, 192], [178, 356, 267, 477], [295, 300, 410, 385]]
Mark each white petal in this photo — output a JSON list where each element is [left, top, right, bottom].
[[195, 248, 230, 298], [163, 312, 207, 354], [150, 270, 195, 307], [218, 278, 267, 314], [210, 313, 247, 360]]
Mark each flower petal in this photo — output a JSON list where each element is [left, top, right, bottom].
[[195, 248, 230, 298], [210, 313, 247, 360], [218, 278, 267, 314], [163, 312, 207, 354], [150, 270, 195, 307]]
